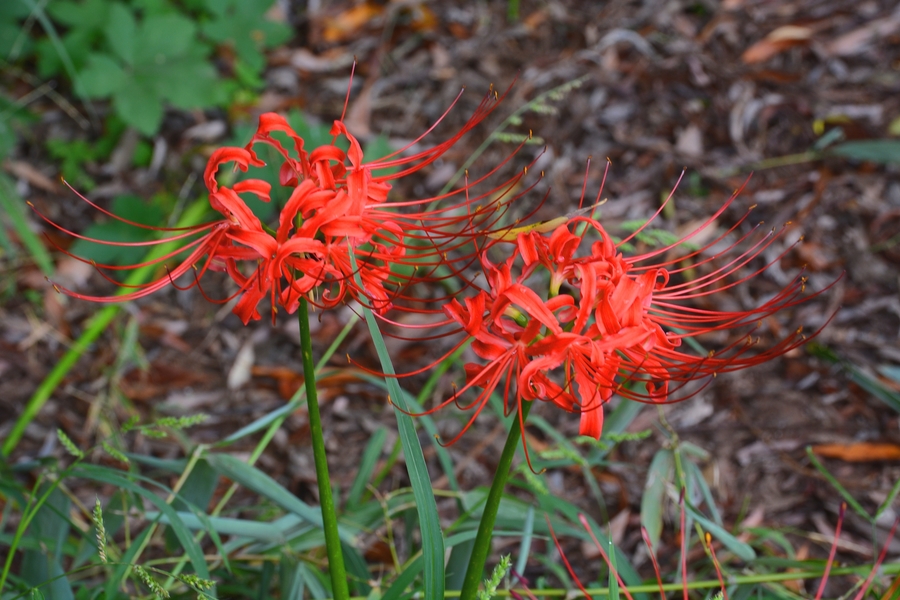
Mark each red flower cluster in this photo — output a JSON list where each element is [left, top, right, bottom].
[[413, 178, 834, 450], [39, 77, 833, 447], [39, 84, 536, 325]]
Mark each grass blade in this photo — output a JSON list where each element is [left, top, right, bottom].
[[682, 499, 756, 561], [20, 486, 74, 600], [204, 452, 356, 543], [0, 174, 54, 276], [806, 446, 872, 522], [357, 305, 445, 600], [514, 505, 535, 579], [346, 426, 387, 508], [641, 449, 673, 552], [381, 557, 424, 600], [73, 464, 210, 580], [145, 511, 288, 543]]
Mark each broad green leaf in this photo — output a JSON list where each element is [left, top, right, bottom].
[[104, 3, 136, 66], [77, 52, 126, 97], [204, 0, 233, 18], [135, 13, 196, 62], [35, 29, 92, 79], [0, 21, 28, 60], [641, 449, 673, 552], [156, 59, 220, 109], [831, 140, 900, 164], [113, 81, 163, 135], [0, 1, 31, 19], [288, 109, 338, 150], [47, 0, 109, 29], [132, 0, 174, 14], [201, 0, 291, 72], [20, 0, 94, 107]]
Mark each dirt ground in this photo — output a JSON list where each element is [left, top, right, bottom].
[[3, 0, 900, 587]]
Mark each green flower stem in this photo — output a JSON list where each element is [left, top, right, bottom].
[[157, 316, 360, 593], [298, 298, 349, 600], [460, 400, 533, 600]]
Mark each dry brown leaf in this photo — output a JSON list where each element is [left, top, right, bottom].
[[321, 3, 384, 44], [343, 77, 375, 138], [522, 9, 548, 32], [4, 160, 59, 193], [120, 362, 213, 401], [289, 48, 355, 73], [405, 3, 437, 33], [252, 365, 304, 399], [364, 540, 394, 565], [448, 22, 470, 39], [826, 9, 900, 57], [782, 543, 810, 592], [742, 25, 812, 64], [812, 442, 900, 462], [794, 240, 838, 271]]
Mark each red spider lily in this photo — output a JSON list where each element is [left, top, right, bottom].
[[36, 79, 539, 324], [410, 175, 837, 452]]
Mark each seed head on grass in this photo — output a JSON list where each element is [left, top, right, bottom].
[[132, 565, 169, 599], [91, 498, 107, 564], [479, 554, 512, 600], [56, 428, 83, 459]]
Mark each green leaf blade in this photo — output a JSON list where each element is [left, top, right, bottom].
[[831, 140, 900, 164], [113, 81, 163, 135], [77, 52, 127, 97], [136, 13, 196, 62], [105, 3, 136, 65], [641, 449, 673, 552]]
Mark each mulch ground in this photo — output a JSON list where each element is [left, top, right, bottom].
[[3, 0, 900, 589]]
